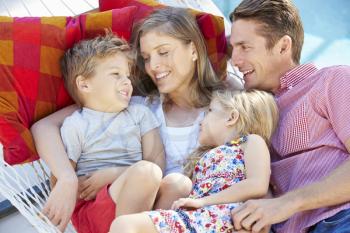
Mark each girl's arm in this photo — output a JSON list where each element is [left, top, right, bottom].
[[201, 134, 270, 206], [142, 128, 166, 173], [172, 134, 270, 209], [30, 104, 79, 232]]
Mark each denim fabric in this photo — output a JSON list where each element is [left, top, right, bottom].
[[309, 208, 350, 233]]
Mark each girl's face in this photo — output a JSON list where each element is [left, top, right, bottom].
[[199, 98, 232, 147], [139, 30, 197, 96]]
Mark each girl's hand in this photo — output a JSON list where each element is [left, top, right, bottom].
[[171, 198, 204, 210]]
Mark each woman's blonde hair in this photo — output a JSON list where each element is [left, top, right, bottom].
[[131, 7, 223, 107], [184, 89, 279, 177]]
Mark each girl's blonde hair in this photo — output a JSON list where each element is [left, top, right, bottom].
[[184, 89, 279, 177], [131, 7, 223, 107]]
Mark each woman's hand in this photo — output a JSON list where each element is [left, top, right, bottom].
[[171, 198, 204, 210], [43, 176, 78, 232]]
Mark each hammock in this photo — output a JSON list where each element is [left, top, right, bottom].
[[0, 1, 238, 232]]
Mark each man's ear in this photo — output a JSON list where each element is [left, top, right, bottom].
[[190, 41, 198, 62], [226, 109, 239, 127], [278, 35, 292, 56], [76, 75, 90, 93]]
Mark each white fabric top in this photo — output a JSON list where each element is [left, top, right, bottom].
[[60, 102, 160, 176], [133, 96, 205, 175]]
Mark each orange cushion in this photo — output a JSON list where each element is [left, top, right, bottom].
[[99, 0, 228, 79], [0, 7, 137, 165]]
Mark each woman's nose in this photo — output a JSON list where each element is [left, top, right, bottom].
[[149, 57, 161, 71]]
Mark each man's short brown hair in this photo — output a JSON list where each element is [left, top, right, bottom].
[[60, 32, 132, 106], [230, 0, 304, 64]]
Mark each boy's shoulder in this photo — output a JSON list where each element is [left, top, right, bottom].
[[126, 102, 155, 121], [62, 108, 86, 128]]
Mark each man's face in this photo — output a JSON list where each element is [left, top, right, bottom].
[[230, 19, 282, 92]]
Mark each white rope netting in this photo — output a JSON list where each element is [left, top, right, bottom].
[[0, 145, 76, 233]]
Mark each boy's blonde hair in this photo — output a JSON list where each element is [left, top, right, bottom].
[[184, 89, 279, 177], [132, 7, 223, 107], [60, 32, 132, 107]]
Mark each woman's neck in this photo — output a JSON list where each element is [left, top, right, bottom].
[[167, 91, 194, 109]]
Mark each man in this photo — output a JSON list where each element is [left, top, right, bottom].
[[229, 0, 350, 232]]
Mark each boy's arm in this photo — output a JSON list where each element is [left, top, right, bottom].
[[142, 128, 166, 173]]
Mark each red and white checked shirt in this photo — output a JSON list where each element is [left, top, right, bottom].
[[270, 63, 350, 233]]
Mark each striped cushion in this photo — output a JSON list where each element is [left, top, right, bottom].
[[99, 0, 228, 79], [0, 7, 137, 165]]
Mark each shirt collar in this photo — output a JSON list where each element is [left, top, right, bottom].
[[276, 63, 318, 96]]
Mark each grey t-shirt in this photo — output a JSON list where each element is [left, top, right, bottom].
[[60, 103, 160, 176]]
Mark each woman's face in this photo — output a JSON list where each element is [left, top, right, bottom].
[[139, 30, 197, 95]]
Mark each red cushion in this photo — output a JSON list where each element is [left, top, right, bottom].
[[0, 7, 137, 165], [99, 0, 228, 78]]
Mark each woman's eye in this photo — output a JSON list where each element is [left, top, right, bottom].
[[159, 51, 168, 56], [143, 57, 150, 63]]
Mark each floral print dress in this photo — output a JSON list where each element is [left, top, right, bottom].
[[148, 136, 247, 233]]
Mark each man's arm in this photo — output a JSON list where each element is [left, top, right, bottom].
[[231, 138, 350, 233]]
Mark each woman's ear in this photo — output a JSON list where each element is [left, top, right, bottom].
[[190, 41, 198, 62], [226, 109, 239, 127], [76, 75, 90, 93]]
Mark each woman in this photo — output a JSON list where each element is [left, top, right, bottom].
[[31, 7, 224, 232]]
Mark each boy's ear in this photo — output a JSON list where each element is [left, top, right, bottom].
[[76, 75, 90, 93], [226, 109, 239, 127]]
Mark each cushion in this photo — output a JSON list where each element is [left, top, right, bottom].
[[0, 7, 137, 165], [99, 0, 228, 79]]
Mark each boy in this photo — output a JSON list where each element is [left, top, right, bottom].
[[58, 33, 165, 233]]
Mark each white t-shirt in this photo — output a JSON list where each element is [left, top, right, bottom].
[[133, 96, 205, 175], [60, 102, 160, 176]]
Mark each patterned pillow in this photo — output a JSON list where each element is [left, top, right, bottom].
[[99, 0, 228, 79], [0, 7, 137, 165]]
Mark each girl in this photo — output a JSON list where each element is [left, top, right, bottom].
[[109, 89, 279, 233]]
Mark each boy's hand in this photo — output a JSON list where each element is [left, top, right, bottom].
[[78, 169, 111, 200], [171, 198, 204, 210], [43, 176, 77, 232]]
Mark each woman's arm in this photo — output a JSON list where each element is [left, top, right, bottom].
[[30, 104, 78, 232], [142, 128, 166, 173]]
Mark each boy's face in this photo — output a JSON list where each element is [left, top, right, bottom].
[[230, 19, 283, 92], [86, 52, 133, 112]]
